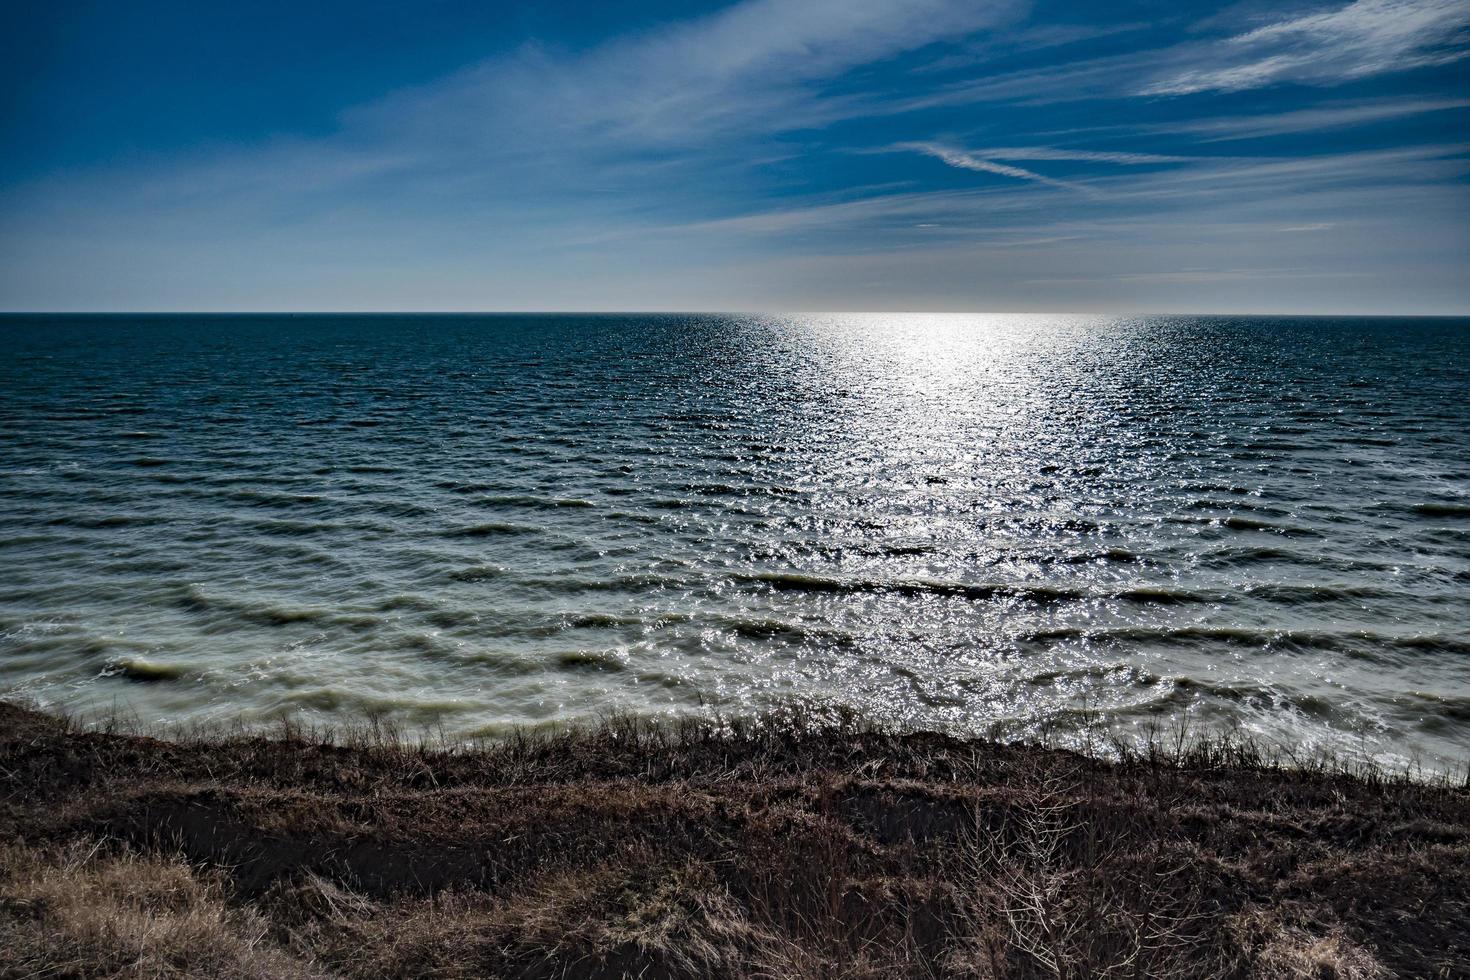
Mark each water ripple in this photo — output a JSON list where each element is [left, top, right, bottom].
[[1, 312, 1468, 768]]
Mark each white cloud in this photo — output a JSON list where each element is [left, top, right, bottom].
[[1143, 0, 1470, 95], [1167, 97, 1470, 140], [9, 0, 1024, 219], [1024, 267, 1373, 285], [886, 0, 1470, 112], [631, 142, 1470, 247], [358, 0, 1023, 152], [969, 147, 1194, 164], [3, 0, 1467, 313], [895, 142, 1092, 191]]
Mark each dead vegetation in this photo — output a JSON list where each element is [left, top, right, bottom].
[[1, 701, 1466, 979]]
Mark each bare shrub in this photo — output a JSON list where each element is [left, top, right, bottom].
[[947, 771, 1231, 979]]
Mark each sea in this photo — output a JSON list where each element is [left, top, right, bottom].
[[2, 313, 1467, 768]]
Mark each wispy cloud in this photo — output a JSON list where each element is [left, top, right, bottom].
[[2, 0, 1467, 313], [894, 142, 1093, 191], [603, 141, 1466, 261], [913, 20, 1153, 73], [1143, 0, 1470, 95], [966, 147, 1194, 164], [8, 0, 1024, 216], [359, 0, 1023, 154], [1165, 97, 1470, 140], [886, 0, 1470, 112], [1024, 267, 1374, 285]]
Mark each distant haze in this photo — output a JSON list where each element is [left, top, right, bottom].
[[1, 0, 1468, 313]]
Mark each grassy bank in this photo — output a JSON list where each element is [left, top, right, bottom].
[[1, 702, 1467, 979]]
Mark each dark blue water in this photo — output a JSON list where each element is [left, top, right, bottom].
[[2, 314, 1467, 766]]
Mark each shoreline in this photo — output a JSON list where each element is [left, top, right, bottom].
[[3, 700, 1467, 978]]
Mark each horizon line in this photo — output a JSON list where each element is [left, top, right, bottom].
[[3, 309, 1470, 319]]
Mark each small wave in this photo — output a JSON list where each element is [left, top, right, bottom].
[[1219, 516, 1322, 537], [0, 534, 64, 548], [717, 616, 852, 645], [102, 658, 190, 683], [96, 557, 193, 575], [1111, 587, 1215, 606], [604, 510, 664, 525], [441, 521, 538, 538], [1022, 625, 1251, 649], [1194, 545, 1303, 568], [390, 630, 458, 654], [563, 612, 641, 629], [272, 689, 468, 720], [735, 570, 911, 595], [45, 513, 162, 529], [228, 489, 326, 508], [556, 612, 691, 631], [1411, 501, 1470, 518], [634, 670, 688, 690], [377, 595, 438, 612], [1194, 546, 1400, 575], [1242, 439, 1308, 452], [1393, 691, 1470, 727], [1060, 548, 1140, 565], [1020, 625, 1470, 658], [517, 573, 674, 595], [1244, 583, 1401, 605], [1188, 499, 1291, 518], [177, 586, 379, 632], [1127, 677, 1345, 722], [245, 518, 343, 537], [425, 609, 481, 629], [1027, 663, 1163, 688], [476, 494, 596, 510], [1392, 634, 1470, 656], [876, 543, 934, 557], [444, 564, 506, 582], [365, 498, 436, 519], [250, 606, 369, 628], [555, 650, 626, 671], [734, 571, 1205, 607], [241, 540, 350, 570], [686, 482, 743, 496]]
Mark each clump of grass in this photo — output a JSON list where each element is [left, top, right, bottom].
[[1, 700, 1467, 978], [0, 840, 321, 979]]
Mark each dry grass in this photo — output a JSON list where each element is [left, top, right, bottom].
[[2, 701, 1466, 979], [0, 840, 321, 979]]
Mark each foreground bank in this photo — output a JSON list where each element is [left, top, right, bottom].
[[1, 702, 1466, 979]]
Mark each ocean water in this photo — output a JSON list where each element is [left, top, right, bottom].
[[1, 314, 1467, 767]]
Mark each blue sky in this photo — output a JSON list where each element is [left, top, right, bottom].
[[1, 0, 1467, 313]]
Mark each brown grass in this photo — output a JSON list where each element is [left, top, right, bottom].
[[1, 701, 1466, 979]]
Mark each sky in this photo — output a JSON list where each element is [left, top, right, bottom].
[[1, 0, 1468, 314]]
